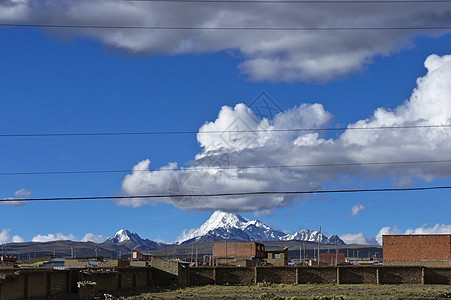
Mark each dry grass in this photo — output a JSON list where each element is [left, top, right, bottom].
[[108, 284, 451, 299]]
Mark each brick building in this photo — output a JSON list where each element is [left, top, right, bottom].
[[383, 234, 451, 267], [214, 242, 265, 259], [213, 242, 265, 267], [319, 253, 346, 266]]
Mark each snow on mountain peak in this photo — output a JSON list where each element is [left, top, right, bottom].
[[176, 210, 346, 245], [176, 210, 286, 244], [113, 229, 133, 242], [107, 229, 160, 247]]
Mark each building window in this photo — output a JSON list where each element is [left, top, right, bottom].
[[274, 254, 280, 259]]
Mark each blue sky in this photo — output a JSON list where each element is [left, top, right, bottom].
[[0, 1, 450, 245]]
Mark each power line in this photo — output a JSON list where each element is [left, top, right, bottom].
[[1, 159, 451, 176], [1, 124, 450, 138], [1, 185, 451, 203], [121, 0, 451, 3], [1, 23, 451, 31]]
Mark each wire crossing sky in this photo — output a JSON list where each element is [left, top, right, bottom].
[[0, 0, 450, 245]]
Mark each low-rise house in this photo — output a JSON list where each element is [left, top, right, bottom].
[[213, 242, 265, 266], [265, 246, 288, 266]]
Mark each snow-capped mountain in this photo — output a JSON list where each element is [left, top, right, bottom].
[[176, 211, 287, 244], [282, 229, 345, 245], [176, 211, 345, 245], [104, 229, 161, 247]]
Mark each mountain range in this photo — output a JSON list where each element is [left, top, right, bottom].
[[2, 211, 358, 259], [111, 211, 345, 246]]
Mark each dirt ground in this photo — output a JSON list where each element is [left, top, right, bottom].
[[99, 284, 451, 299]]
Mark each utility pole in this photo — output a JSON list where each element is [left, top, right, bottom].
[[303, 240, 306, 263], [71, 246, 74, 258], [195, 247, 198, 267], [299, 246, 302, 265], [317, 227, 321, 266], [335, 237, 338, 266], [95, 245, 98, 258], [191, 244, 194, 262], [225, 239, 227, 265]]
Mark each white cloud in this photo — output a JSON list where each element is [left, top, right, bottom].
[[119, 53, 451, 212], [351, 204, 365, 217], [31, 232, 110, 243], [404, 223, 451, 235], [1, 188, 31, 206], [375, 224, 451, 245], [32, 233, 78, 243], [81, 233, 107, 243], [376, 226, 402, 245], [14, 188, 31, 198], [0, 0, 450, 81], [0, 228, 24, 244], [340, 233, 378, 245]]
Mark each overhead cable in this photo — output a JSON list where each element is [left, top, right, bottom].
[[2, 185, 451, 203], [1, 124, 450, 138], [1, 159, 451, 176], [1, 23, 451, 31]]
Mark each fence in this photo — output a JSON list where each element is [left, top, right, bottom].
[[0, 265, 450, 300]]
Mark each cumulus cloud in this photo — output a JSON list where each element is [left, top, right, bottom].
[[343, 223, 451, 245], [1, 0, 450, 81], [1, 188, 31, 206], [0, 228, 24, 243], [119, 53, 451, 211], [81, 233, 107, 243], [32, 233, 78, 243], [350, 204, 365, 217], [375, 226, 402, 245], [340, 233, 378, 245], [31, 232, 108, 243], [404, 223, 451, 235], [374, 224, 450, 245]]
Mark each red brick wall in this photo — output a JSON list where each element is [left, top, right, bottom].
[[383, 234, 451, 262], [213, 242, 265, 259], [319, 253, 346, 265]]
